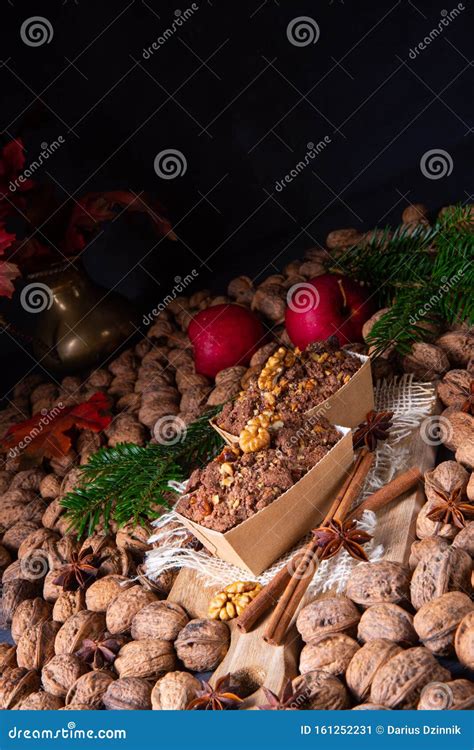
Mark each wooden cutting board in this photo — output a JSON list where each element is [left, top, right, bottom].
[[168, 397, 438, 706]]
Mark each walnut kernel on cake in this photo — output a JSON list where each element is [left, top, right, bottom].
[[176, 414, 341, 532], [217, 339, 361, 436]]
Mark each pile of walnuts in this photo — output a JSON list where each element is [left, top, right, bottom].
[[0, 201, 471, 710]]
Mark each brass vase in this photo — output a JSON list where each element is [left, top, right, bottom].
[[28, 261, 140, 374]]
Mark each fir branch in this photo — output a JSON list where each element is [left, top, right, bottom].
[[61, 406, 224, 536], [331, 204, 474, 354]]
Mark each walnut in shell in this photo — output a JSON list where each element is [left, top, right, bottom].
[[299, 634, 359, 676], [39, 474, 61, 499], [453, 521, 474, 557], [291, 671, 350, 709], [409, 536, 449, 569], [103, 677, 152, 710], [114, 639, 175, 680], [151, 671, 201, 710], [418, 679, 474, 710], [454, 610, 474, 669], [437, 370, 473, 408], [370, 646, 450, 708], [11, 597, 52, 644], [0, 543, 11, 572], [85, 575, 132, 612], [410, 544, 471, 610], [357, 603, 417, 646], [106, 585, 157, 634], [402, 342, 449, 379], [131, 601, 189, 641], [2, 579, 42, 621], [16, 620, 60, 670], [17, 691, 65, 710], [115, 524, 152, 558], [42, 654, 90, 698], [66, 670, 115, 709], [2, 521, 41, 553], [0, 642, 17, 673], [52, 590, 86, 623], [413, 591, 474, 656], [346, 639, 403, 702], [55, 610, 106, 656], [0, 667, 41, 709], [436, 331, 474, 367], [175, 619, 230, 672], [296, 596, 360, 644], [345, 561, 410, 607]]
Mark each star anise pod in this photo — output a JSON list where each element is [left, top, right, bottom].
[[353, 409, 394, 452], [52, 546, 102, 591], [187, 674, 243, 710], [426, 480, 474, 529], [259, 679, 306, 710], [460, 380, 474, 415], [75, 633, 122, 669], [312, 518, 372, 561]]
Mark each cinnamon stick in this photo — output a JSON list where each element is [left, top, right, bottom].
[[347, 466, 422, 522], [236, 452, 364, 634], [263, 450, 374, 645]]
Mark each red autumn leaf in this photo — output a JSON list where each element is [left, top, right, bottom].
[[0, 392, 112, 462], [0, 225, 20, 298], [63, 190, 176, 253]]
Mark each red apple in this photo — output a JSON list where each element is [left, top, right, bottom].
[[285, 274, 373, 349], [188, 304, 265, 378]]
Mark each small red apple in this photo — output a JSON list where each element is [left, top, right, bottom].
[[188, 304, 265, 378], [285, 274, 374, 349]]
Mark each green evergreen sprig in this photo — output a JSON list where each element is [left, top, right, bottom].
[[331, 205, 474, 355], [61, 407, 224, 537]]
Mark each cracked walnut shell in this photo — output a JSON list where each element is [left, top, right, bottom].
[[16, 620, 60, 670], [175, 619, 230, 672], [345, 561, 410, 607], [414, 591, 474, 656], [410, 545, 471, 610], [0, 667, 40, 709], [299, 633, 359, 676], [131, 601, 189, 641], [296, 596, 360, 644], [42, 654, 90, 698], [370, 647, 451, 709], [151, 671, 201, 710], [55, 610, 106, 656], [346, 639, 403, 702], [106, 585, 157, 635], [11, 597, 52, 644], [454, 611, 474, 670], [103, 677, 152, 710], [114, 640, 176, 680]]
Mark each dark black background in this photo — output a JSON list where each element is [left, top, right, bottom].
[[0, 0, 472, 390]]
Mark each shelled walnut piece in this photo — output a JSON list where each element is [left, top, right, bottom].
[[208, 581, 262, 621]]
